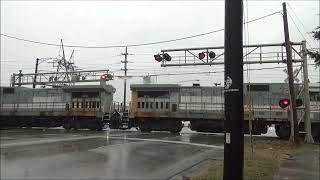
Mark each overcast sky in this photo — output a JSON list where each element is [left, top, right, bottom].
[[1, 1, 319, 102]]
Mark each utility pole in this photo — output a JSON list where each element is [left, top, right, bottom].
[[223, 0, 244, 180], [18, 70, 22, 87], [122, 47, 128, 112], [282, 2, 299, 143], [33, 58, 39, 88], [302, 40, 314, 143]]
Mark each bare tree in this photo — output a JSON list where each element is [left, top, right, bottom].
[[308, 26, 320, 67]]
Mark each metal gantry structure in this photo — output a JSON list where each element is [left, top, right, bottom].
[[11, 40, 114, 88], [159, 42, 304, 67], [31, 40, 78, 88], [11, 69, 113, 87]]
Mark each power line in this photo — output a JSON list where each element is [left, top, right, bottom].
[[0, 10, 282, 49], [287, 12, 316, 49], [287, 3, 318, 47], [0, 34, 126, 49], [129, 11, 282, 47]]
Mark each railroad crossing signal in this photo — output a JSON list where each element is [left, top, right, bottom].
[[155, 51, 216, 62], [154, 53, 172, 62], [279, 98, 303, 108], [198, 51, 216, 60], [100, 73, 113, 81]]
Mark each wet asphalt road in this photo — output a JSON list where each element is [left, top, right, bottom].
[[0, 127, 225, 180]]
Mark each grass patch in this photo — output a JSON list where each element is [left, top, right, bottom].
[[192, 138, 318, 180], [191, 162, 224, 180]]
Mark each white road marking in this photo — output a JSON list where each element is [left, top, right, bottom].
[[109, 137, 224, 149], [1, 134, 224, 149], [0, 136, 105, 148]]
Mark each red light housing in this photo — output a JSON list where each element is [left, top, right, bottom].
[[154, 54, 163, 62], [279, 99, 290, 108], [199, 52, 206, 60], [163, 53, 172, 61], [209, 51, 216, 59], [296, 98, 303, 107]]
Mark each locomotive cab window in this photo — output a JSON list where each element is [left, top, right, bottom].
[[97, 102, 100, 108], [3, 88, 14, 94], [166, 102, 169, 109], [310, 92, 320, 101], [172, 104, 177, 112], [247, 84, 269, 91]]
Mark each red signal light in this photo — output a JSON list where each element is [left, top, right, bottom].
[[199, 52, 206, 60], [100, 74, 109, 81], [154, 54, 163, 62], [279, 99, 290, 108]]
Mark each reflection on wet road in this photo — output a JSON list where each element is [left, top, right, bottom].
[[1, 128, 224, 179]]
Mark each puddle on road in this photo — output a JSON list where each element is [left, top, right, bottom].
[[1, 138, 136, 161]]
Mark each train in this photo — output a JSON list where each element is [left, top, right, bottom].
[[1, 82, 319, 140], [125, 83, 320, 140], [0, 84, 115, 130]]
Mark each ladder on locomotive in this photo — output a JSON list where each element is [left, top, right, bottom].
[[103, 101, 130, 129], [120, 105, 130, 129]]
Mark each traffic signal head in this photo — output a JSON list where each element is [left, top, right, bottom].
[[163, 53, 172, 61], [154, 54, 163, 62], [209, 51, 216, 59], [279, 99, 290, 108], [199, 52, 206, 60]]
